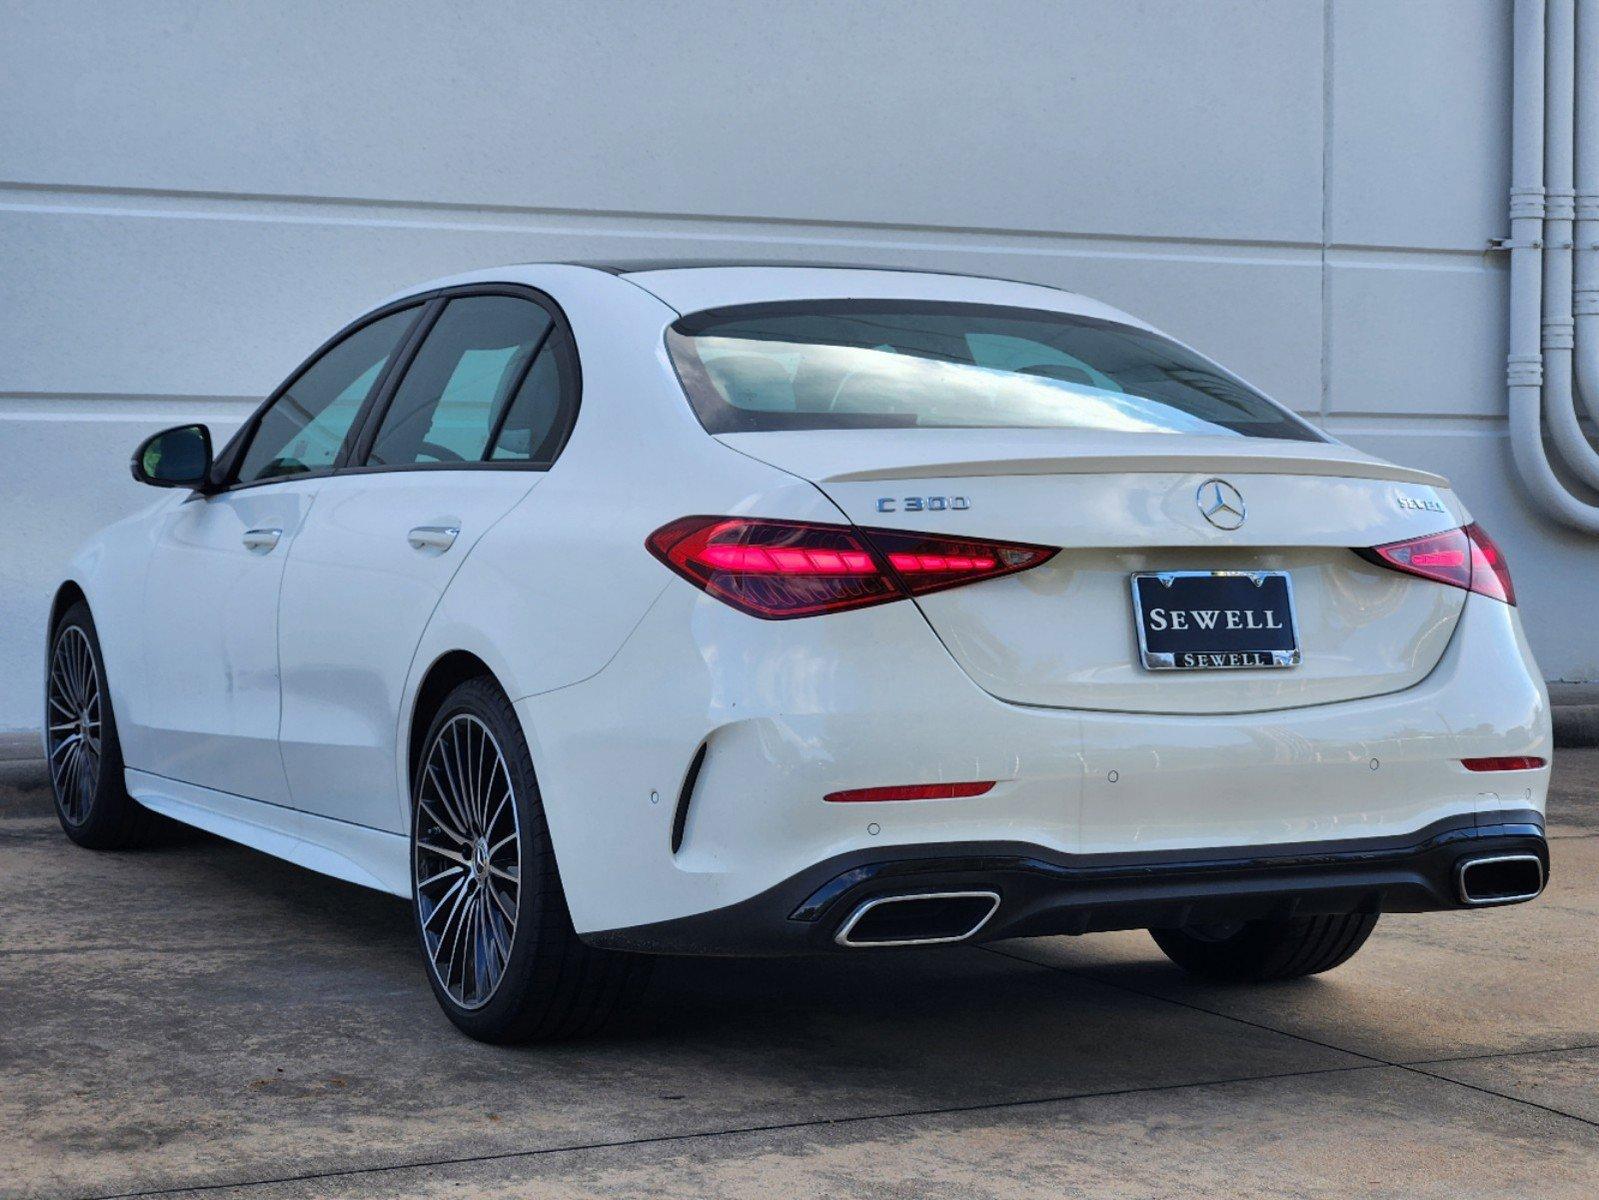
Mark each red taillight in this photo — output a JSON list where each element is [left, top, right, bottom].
[[1358, 523, 1516, 605], [825, 781, 996, 803], [868, 527, 1054, 597], [1464, 523, 1516, 605], [1362, 527, 1471, 589], [1462, 756, 1546, 772], [646, 516, 1055, 619]]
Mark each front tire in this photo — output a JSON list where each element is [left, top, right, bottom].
[[46, 601, 154, 849], [1150, 912, 1379, 982], [411, 676, 651, 1042]]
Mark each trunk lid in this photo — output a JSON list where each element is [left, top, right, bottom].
[[721, 429, 1468, 714]]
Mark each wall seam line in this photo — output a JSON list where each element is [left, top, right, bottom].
[[1321, 0, 1334, 423]]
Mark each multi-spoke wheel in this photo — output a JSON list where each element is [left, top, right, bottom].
[[415, 713, 521, 1010], [46, 601, 152, 849], [48, 624, 102, 825], [410, 676, 651, 1042]]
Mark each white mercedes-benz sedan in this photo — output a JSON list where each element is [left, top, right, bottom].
[[45, 262, 1551, 1041]]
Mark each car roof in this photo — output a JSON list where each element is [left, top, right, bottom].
[[376, 261, 1157, 332], [579, 257, 1021, 280]]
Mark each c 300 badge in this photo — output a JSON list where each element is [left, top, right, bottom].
[[876, 495, 970, 513]]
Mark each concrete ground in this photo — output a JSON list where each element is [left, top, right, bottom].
[[1, 755, 1596, 1200]]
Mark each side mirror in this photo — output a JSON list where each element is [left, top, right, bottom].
[[131, 424, 214, 489]]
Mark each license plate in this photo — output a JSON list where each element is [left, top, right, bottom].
[[1130, 571, 1300, 671]]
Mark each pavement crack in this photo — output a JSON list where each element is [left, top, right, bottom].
[[76, 1062, 1386, 1200], [1400, 1041, 1599, 1067], [0, 939, 305, 959], [979, 942, 1390, 1066], [982, 944, 1599, 1134], [1397, 1062, 1599, 1131]]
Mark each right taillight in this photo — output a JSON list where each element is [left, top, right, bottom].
[[1463, 522, 1516, 605], [646, 516, 1056, 619], [1358, 523, 1516, 605]]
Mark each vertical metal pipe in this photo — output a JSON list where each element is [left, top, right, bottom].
[[1539, 0, 1599, 486], [1509, 0, 1599, 531], [1574, 0, 1599, 421]]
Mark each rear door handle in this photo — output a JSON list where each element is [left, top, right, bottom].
[[407, 524, 460, 553], [242, 527, 282, 553]]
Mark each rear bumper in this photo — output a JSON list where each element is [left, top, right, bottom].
[[586, 814, 1548, 956], [528, 577, 1550, 939]]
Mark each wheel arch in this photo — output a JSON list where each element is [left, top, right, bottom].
[[48, 580, 89, 635], [45, 581, 92, 712], [41, 581, 92, 759], [405, 649, 502, 808]]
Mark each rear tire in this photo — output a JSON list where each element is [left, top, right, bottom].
[[411, 676, 651, 1042], [46, 601, 155, 850], [1150, 912, 1379, 982]]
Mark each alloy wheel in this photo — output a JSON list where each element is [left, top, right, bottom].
[[414, 713, 522, 1009], [47, 625, 102, 824]]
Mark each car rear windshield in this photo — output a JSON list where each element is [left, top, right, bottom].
[[665, 300, 1321, 441]]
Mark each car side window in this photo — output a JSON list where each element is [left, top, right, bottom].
[[366, 296, 554, 467], [235, 307, 417, 485], [487, 323, 578, 465]]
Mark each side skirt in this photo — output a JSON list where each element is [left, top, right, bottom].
[[125, 768, 411, 897]]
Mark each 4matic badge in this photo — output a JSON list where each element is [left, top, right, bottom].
[[1396, 493, 1448, 514]]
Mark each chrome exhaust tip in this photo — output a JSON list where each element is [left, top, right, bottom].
[[1456, 854, 1545, 906], [834, 890, 1001, 948]]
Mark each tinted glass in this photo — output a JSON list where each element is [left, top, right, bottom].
[[488, 327, 577, 464], [666, 301, 1320, 442], [366, 296, 553, 467], [236, 307, 416, 484]]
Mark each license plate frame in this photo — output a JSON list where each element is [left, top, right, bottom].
[[1130, 570, 1302, 672]]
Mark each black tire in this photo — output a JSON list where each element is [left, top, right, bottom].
[[411, 676, 651, 1042], [1149, 912, 1379, 982], [46, 601, 156, 850]]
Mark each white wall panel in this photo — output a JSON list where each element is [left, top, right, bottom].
[[1330, 0, 1511, 250], [1326, 257, 1508, 416], [0, 0, 1325, 243]]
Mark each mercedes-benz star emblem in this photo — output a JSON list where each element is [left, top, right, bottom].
[[1196, 479, 1246, 530]]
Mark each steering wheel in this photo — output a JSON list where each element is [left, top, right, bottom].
[[418, 441, 466, 464]]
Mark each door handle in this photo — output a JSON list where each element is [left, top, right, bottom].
[[242, 527, 282, 553], [407, 524, 460, 553]]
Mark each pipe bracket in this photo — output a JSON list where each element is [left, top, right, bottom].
[[1508, 354, 1545, 387], [1510, 186, 1547, 220], [1543, 318, 1576, 349]]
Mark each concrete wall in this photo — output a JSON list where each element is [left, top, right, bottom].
[[3, 0, 1596, 734]]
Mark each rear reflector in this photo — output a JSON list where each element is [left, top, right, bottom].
[[824, 781, 996, 803], [1357, 523, 1516, 605], [647, 516, 1055, 619], [1461, 756, 1546, 772]]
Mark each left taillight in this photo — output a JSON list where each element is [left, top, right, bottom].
[[646, 516, 1056, 619], [1357, 523, 1516, 606]]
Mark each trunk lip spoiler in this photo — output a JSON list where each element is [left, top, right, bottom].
[[753, 455, 1447, 488], [713, 434, 1449, 489]]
